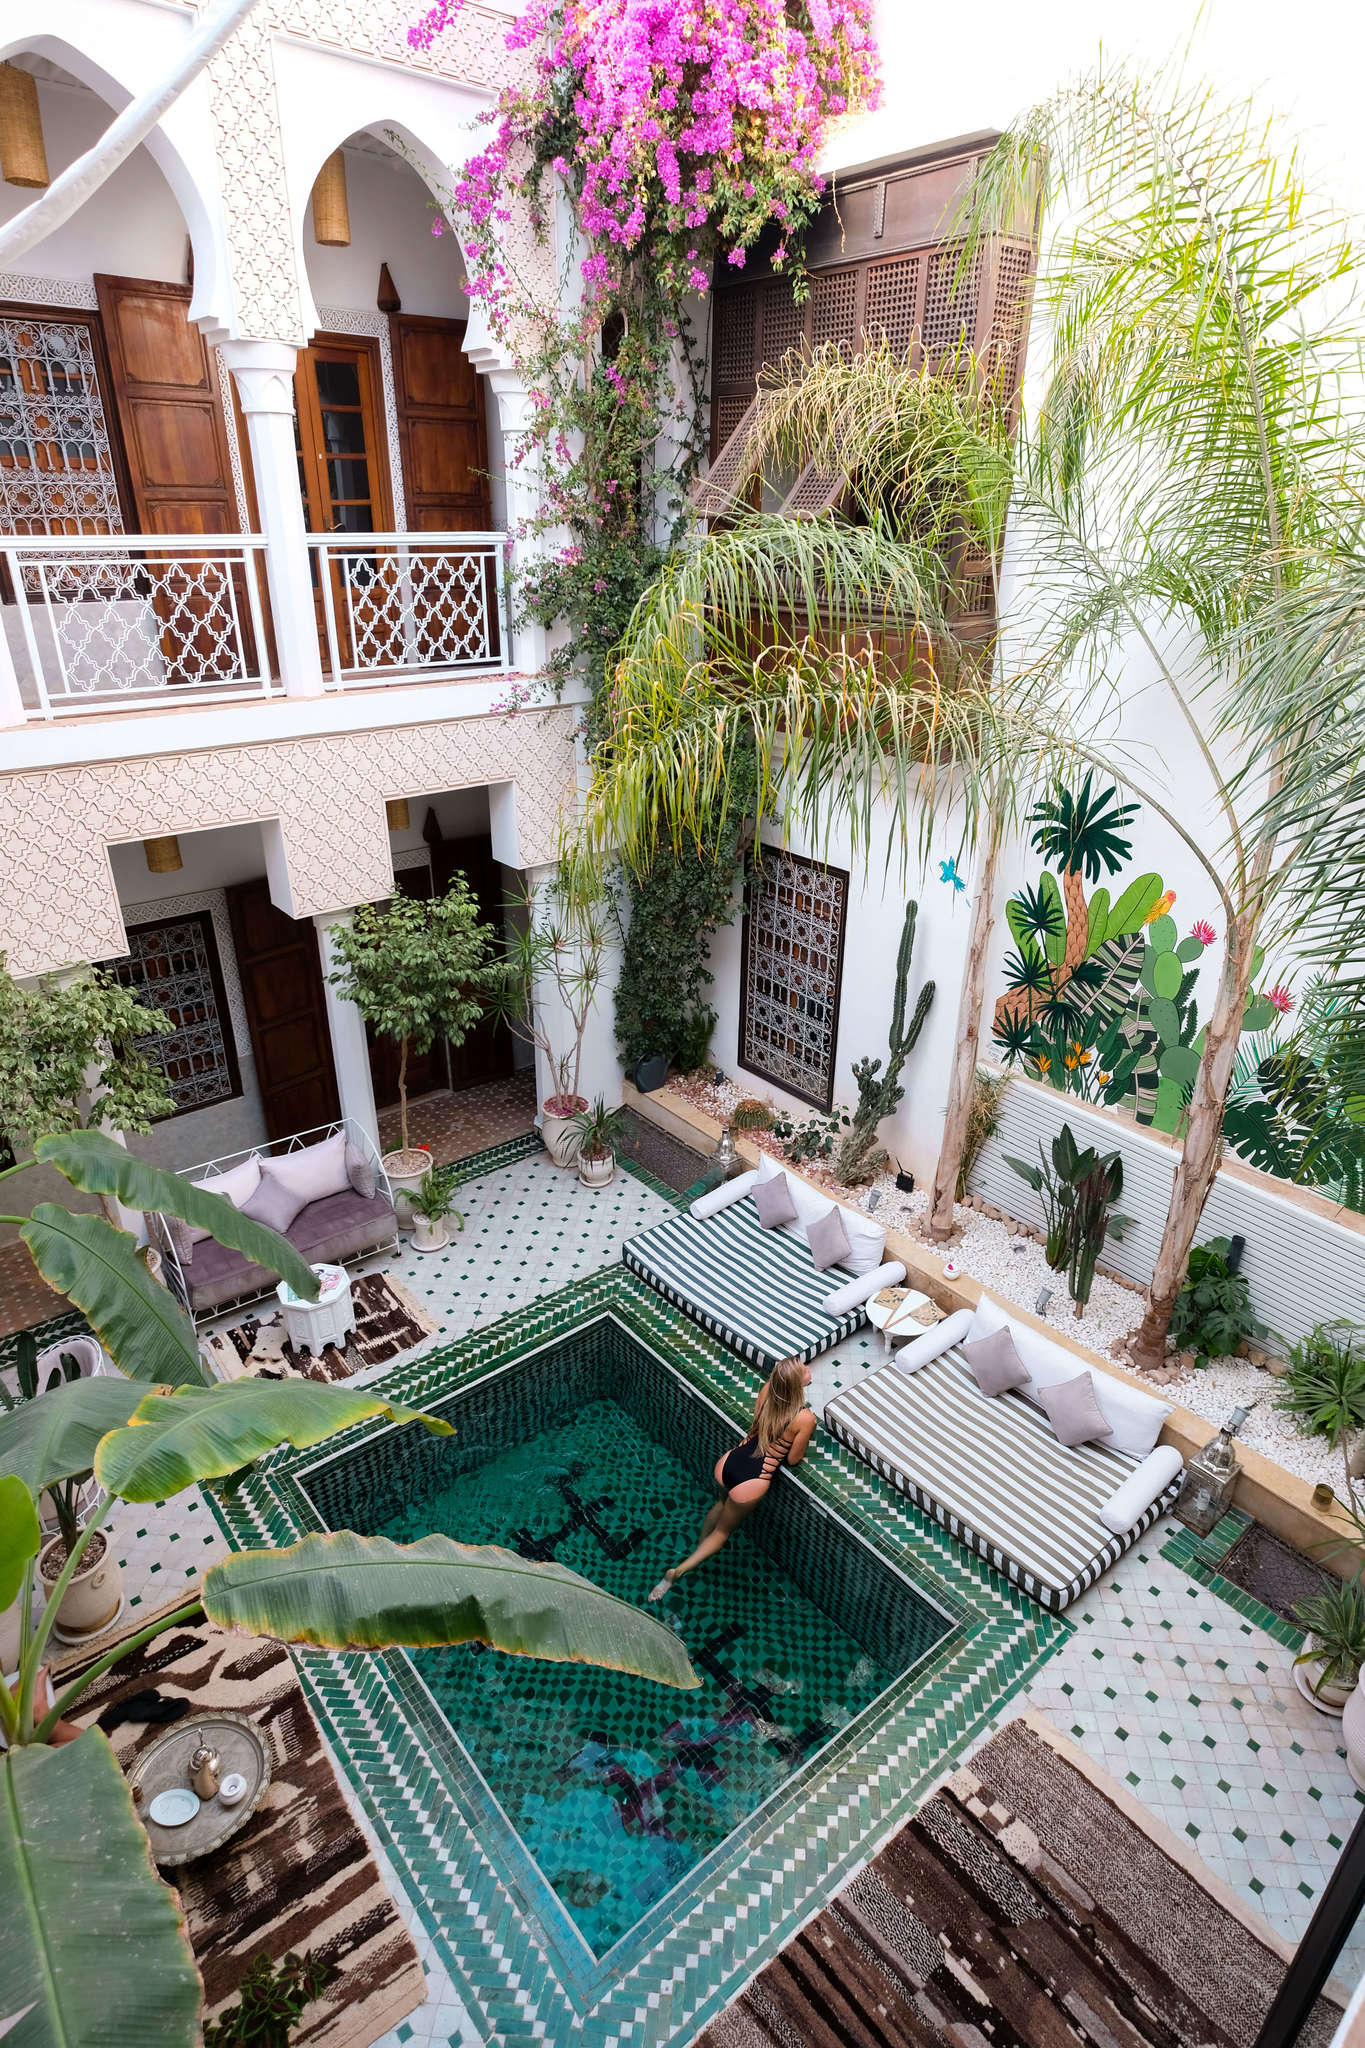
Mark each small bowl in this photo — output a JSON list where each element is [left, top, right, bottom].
[[148, 1787, 200, 1828]]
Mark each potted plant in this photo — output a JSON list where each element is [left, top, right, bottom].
[[325, 881, 492, 1223], [570, 1098, 629, 1188], [407, 1163, 466, 1253], [0, 1335, 122, 1646], [1292, 1576, 1365, 1714], [484, 859, 615, 1167]]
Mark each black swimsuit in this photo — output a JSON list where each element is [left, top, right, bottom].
[[721, 1422, 797, 1492]]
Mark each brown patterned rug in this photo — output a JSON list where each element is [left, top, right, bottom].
[[201, 1270, 437, 1384], [695, 1713, 1342, 2048], [66, 1617, 425, 2048]]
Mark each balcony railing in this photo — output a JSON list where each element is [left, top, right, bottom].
[[0, 528, 509, 719]]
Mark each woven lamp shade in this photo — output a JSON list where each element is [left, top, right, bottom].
[[385, 798, 411, 832], [143, 835, 183, 875], [311, 150, 350, 247], [0, 64, 48, 189]]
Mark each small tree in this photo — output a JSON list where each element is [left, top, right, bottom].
[[0, 954, 174, 1154], [485, 860, 615, 1110], [326, 882, 491, 1157]]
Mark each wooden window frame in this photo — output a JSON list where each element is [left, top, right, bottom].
[[293, 331, 395, 535], [738, 851, 850, 1113], [0, 300, 133, 538]]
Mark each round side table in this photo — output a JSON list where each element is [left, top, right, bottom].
[[276, 1263, 355, 1358], [865, 1287, 938, 1355]]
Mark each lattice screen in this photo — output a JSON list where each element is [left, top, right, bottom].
[[988, 240, 1035, 369], [761, 278, 804, 363], [864, 256, 921, 355], [739, 852, 849, 1109], [713, 290, 757, 387], [0, 316, 124, 535], [811, 268, 858, 354], [103, 912, 241, 1115], [923, 244, 983, 360]]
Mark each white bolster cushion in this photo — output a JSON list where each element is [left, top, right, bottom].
[[689, 1169, 758, 1220], [820, 1260, 906, 1316], [1097, 1444, 1184, 1535], [893, 1307, 974, 1376]]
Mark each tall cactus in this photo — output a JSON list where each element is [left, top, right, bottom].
[[835, 900, 936, 1184]]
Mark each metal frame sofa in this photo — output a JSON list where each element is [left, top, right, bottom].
[[623, 1153, 906, 1370], [824, 1292, 1184, 1611], [151, 1117, 399, 1324]]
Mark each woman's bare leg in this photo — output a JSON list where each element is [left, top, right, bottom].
[[649, 1493, 757, 1599]]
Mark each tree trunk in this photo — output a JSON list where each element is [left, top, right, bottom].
[[397, 1037, 409, 1154], [1128, 912, 1258, 1371], [1062, 863, 1090, 973], [929, 804, 1004, 1241]]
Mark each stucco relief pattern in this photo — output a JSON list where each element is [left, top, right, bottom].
[[0, 707, 575, 976], [0, 275, 99, 312]]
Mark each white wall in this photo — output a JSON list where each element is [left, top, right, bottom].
[[303, 142, 468, 323]]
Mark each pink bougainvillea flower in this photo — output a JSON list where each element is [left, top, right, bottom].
[[1267, 983, 1295, 1015], [1190, 919, 1216, 946]]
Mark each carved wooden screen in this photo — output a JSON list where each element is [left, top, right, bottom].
[[0, 311, 125, 535], [102, 911, 241, 1117], [739, 851, 849, 1110]]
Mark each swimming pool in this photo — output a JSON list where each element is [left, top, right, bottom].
[[301, 1317, 952, 1954]]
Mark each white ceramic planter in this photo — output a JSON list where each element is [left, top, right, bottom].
[[541, 1100, 588, 1168], [383, 1146, 432, 1230], [41, 1531, 123, 1646], [411, 1213, 450, 1254], [577, 1150, 615, 1188], [1292, 1650, 1356, 1717], [1343, 1678, 1365, 1790]]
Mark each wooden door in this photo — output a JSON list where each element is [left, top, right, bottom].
[[226, 879, 340, 1142], [293, 335, 393, 670], [364, 867, 447, 1112], [388, 315, 491, 532], [431, 835, 514, 1090]]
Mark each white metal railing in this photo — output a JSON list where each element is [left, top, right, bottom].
[[0, 532, 274, 717], [308, 531, 509, 685]]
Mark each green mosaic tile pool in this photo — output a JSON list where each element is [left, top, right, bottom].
[[301, 1319, 950, 1956], [210, 1259, 1068, 2047]]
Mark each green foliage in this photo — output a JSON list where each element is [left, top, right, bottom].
[[0, 953, 175, 1151], [1277, 1322, 1365, 1452], [407, 1163, 466, 1229], [835, 901, 936, 1184], [203, 1950, 339, 2048], [1169, 1238, 1271, 1368], [569, 1096, 630, 1161], [772, 1104, 852, 1164], [1028, 772, 1137, 885], [326, 882, 491, 1151], [1293, 1576, 1365, 1697], [957, 1068, 1010, 1200], [1004, 1123, 1129, 1313]]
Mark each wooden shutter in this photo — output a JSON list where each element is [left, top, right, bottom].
[[93, 275, 237, 534], [389, 314, 491, 532]]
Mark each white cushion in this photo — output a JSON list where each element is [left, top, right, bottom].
[[820, 1260, 907, 1316], [258, 1129, 351, 1210], [186, 1153, 263, 1246], [755, 1152, 887, 1275], [968, 1292, 1172, 1457], [892, 1306, 973, 1375], [1098, 1444, 1184, 1534], [689, 1169, 758, 1220]]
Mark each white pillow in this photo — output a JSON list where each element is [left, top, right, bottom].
[[894, 1306, 974, 1374], [258, 1129, 351, 1209], [968, 1293, 1172, 1457], [186, 1153, 262, 1246], [755, 1153, 887, 1275], [820, 1259, 906, 1316], [690, 1169, 758, 1220], [1098, 1444, 1184, 1533]]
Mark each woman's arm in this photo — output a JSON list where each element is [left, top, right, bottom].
[[785, 1411, 818, 1468]]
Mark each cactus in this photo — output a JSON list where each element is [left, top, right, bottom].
[[835, 900, 936, 1184], [730, 1098, 773, 1134]]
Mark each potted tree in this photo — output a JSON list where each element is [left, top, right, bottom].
[[325, 880, 492, 1223], [570, 1098, 629, 1188], [484, 860, 616, 1167], [407, 1162, 466, 1253]]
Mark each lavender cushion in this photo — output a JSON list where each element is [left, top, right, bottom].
[[185, 1153, 262, 1247], [1036, 1370, 1114, 1448], [752, 1174, 798, 1229], [960, 1326, 1030, 1397], [240, 1172, 308, 1235], [345, 1143, 376, 1201], [262, 1130, 350, 1208], [805, 1203, 852, 1272]]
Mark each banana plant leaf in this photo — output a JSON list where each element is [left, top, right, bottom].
[[94, 1379, 454, 1504], [0, 1731, 202, 2048], [202, 1530, 701, 1690], [34, 1130, 318, 1303], [19, 1207, 207, 1389], [0, 1378, 147, 1502], [0, 1473, 40, 1611]]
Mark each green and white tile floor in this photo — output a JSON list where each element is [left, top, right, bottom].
[[83, 1143, 1364, 2041]]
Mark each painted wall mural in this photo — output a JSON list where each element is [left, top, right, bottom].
[[991, 774, 1365, 1211]]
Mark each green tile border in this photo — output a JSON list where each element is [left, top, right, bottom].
[[1161, 1510, 1308, 1649], [205, 1152, 1069, 2048]]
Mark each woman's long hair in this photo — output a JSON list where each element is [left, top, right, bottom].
[[754, 1357, 806, 1456]]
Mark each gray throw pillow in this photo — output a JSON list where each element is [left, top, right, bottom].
[[240, 1168, 308, 1236], [752, 1174, 797, 1229], [806, 1203, 852, 1272], [960, 1325, 1029, 1396], [166, 1216, 197, 1269], [345, 1143, 377, 1201], [1037, 1370, 1113, 1448]]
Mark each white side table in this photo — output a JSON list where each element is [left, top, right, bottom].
[[276, 1263, 356, 1358], [865, 1287, 939, 1355]]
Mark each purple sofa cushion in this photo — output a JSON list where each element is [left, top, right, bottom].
[[182, 1189, 397, 1316]]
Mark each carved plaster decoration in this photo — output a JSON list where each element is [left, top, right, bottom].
[[214, 347, 254, 530], [0, 705, 576, 976], [0, 274, 99, 311], [316, 306, 407, 530]]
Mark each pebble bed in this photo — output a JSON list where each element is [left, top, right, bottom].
[[670, 1069, 1344, 1493]]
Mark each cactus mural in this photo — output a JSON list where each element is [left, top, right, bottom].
[[835, 899, 935, 1184]]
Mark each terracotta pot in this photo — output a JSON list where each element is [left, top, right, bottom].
[[541, 1099, 588, 1168], [410, 1213, 449, 1254], [1292, 1650, 1356, 1716], [383, 1146, 433, 1231], [40, 1531, 122, 1646], [577, 1149, 615, 1188]]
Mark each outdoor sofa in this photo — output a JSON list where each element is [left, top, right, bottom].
[[823, 1291, 1184, 1610], [151, 1118, 398, 1322], [623, 1152, 906, 1369]]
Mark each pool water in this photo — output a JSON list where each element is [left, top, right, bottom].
[[302, 1321, 950, 1954]]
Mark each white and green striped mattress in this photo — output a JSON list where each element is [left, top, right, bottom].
[[824, 1347, 1180, 1611], [622, 1202, 867, 1369]]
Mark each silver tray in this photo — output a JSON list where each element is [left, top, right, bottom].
[[127, 1710, 272, 1867]]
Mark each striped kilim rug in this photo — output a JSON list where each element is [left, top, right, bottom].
[[695, 1713, 1341, 2048], [67, 1618, 426, 2048]]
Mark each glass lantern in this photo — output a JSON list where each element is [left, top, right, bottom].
[[1174, 1405, 1249, 1537], [712, 1124, 738, 1182]]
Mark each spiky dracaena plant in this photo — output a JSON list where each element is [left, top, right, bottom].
[[835, 901, 936, 1184]]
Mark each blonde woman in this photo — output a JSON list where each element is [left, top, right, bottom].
[[649, 1356, 816, 1600]]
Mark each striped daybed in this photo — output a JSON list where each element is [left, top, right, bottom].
[[825, 1337, 1183, 1611]]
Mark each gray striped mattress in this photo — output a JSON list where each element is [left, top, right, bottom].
[[824, 1347, 1180, 1610], [622, 1201, 867, 1369]]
